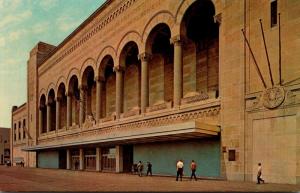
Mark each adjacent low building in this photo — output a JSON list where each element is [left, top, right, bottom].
[[0, 127, 10, 165], [11, 0, 300, 184], [11, 104, 28, 166]]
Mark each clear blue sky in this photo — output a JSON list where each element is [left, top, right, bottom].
[[0, 0, 105, 128]]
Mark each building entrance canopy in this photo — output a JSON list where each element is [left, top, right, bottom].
[[23, 121, 220, 151]]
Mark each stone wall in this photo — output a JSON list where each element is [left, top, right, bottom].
[[124, 64, 140, 112], [106, 74, 116, 116], [12, 0, 300, 184]]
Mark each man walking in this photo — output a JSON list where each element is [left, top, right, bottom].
[[176, 160, 184, 181], [146, 162, 152, 176], [190, 160, 197, 181], [257, 163, 265, 184], [137, 161, 143, 177]]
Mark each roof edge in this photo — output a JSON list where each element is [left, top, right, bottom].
[[39, 0, 113, 66]]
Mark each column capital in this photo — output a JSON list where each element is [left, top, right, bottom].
[[94, 75, 105, 82], [66, 91, 73, 96], [56, 96, 61, 102], [39, 105, 45, 110], [78, 84, 87, 90], [138, 52, 152, 62], [214, 13, 222, 25], [113, 65, 125, 72], [170, 35, 181, 46], [47, 98, 54, 106]]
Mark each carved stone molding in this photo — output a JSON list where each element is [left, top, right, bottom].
[[82, 115, 96, 129], [121, 107, 140, 118], [38, 105, 221, 145], [181, 93, 209, 105], [146, 101, 172, 113], [100, 113, 116, 123]]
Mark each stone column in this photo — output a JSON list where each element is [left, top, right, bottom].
[[115, 145, 123, 173], [66, 92, 72, 128], [79, 85, 86, 126], [171, 35, 183, 107], [96, 147, 101, 171], [46, 103, 51, 132], [55, 98, 60, 131], [114, 66, 124, 119], [138, 52, 151, 113], [95, 76, 104, 122], [66, 149, 71, 170], [39, 107, 43, 134], [79, 148, 84, 170]]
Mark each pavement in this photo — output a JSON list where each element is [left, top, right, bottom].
[[0, 165, 299, 192]]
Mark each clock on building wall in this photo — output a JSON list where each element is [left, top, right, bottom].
[[262, 86, 285, 109], [242, 13, 286, 110]]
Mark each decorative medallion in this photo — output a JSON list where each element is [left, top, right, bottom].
[[263, 86, 285, 109]]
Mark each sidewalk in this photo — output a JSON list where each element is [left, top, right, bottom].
[[0, 166, 299, 192]]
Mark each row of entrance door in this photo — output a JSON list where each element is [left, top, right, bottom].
[[58, 145, 133, 172]]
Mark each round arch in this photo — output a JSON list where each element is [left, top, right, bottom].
[[98, 55, 115, 79], [39, 89, 47, 105], [57, 82, 67, 98], [175, 0, 219, 27], [116, 31, 142, 59], [96, 46, 117, 71], [80, 58, 97, 79], [118, 41, 140, 68], [66, 68, 80, 93], [55, 76, 67, 95], [145, 23, 172, 54], [46, 83, 56, 101], [142, 11, 176, 44]]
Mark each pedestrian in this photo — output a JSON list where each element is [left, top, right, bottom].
[[257, 163, 265, 184], [146, 162, 152, 176], [190, 160, 197, 181], [176, 160, 184, 181], [137, 161, 143, 177], [75, 160, 79, 170]]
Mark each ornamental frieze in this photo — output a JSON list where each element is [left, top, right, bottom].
[[38, 106, 220, 145]]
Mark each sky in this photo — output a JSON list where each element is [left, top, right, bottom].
[[0, 0, 105, 128]]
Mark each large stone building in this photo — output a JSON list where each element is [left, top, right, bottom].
[[0, 127, 10, 165], [11, 0, 300, 184]]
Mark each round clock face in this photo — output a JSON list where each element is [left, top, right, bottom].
[[263, 86, 285, 109]]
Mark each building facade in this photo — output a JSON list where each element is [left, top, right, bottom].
[[11, 0, 300, 184], [0, 127, 10, 165], [11, 104, 29, 166]]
